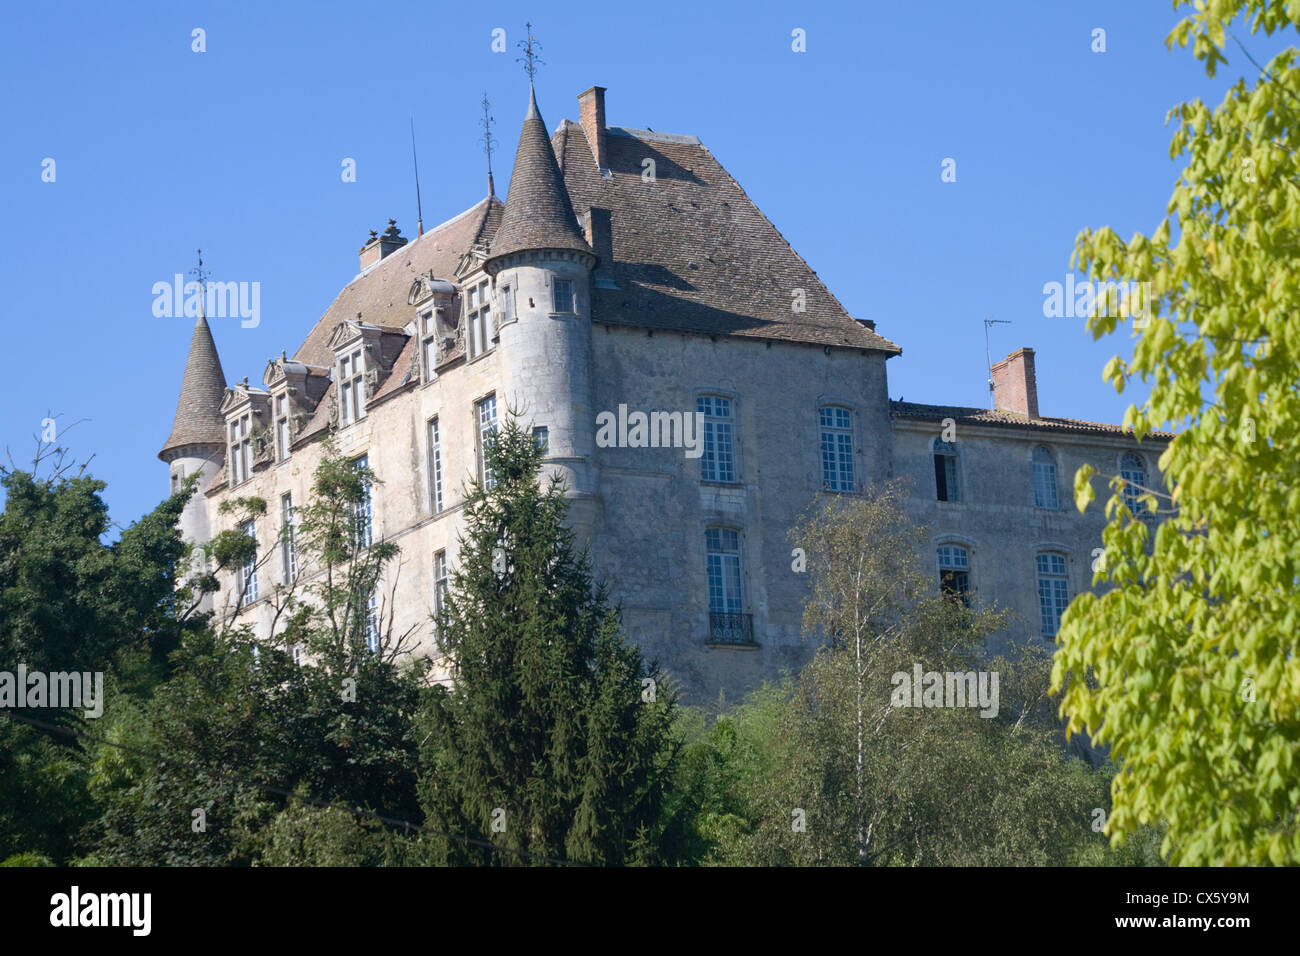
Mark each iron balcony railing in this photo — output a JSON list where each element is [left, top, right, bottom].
[[709, 612, 755, 645]]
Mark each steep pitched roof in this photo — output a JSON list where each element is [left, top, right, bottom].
[[555, 120, 899, 353], [486, 87, 594, 263], [159, 315, 228, 460], [890, 400, 1175, 440], [292, 196, 503, 367]]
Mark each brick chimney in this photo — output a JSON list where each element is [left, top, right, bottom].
[[991, 347, 1039, 418], [359, 219, 407, 271], [577, 86, 608, 173]]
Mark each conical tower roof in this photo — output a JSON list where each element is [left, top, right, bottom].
[[487, 86, 594, 263], [159, 314, 228, 460]]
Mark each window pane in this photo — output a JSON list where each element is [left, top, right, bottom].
[[554, 279, 573, 313], [699, 396, 735, 483]]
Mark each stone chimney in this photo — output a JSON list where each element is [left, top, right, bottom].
[[359, 219, 407, 271], [577, 86, 609, 173], [991, 347, 1039, 418]]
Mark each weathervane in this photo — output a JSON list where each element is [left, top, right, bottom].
[[517, 22, 543, 83], [189, 249, 210, 319], [481, 92, 496, 196]]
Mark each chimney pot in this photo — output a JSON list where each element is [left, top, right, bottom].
[[991, 347, 1039, 419], [578, 86, 609, 173]]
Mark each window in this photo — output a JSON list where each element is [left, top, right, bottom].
[[533, 426, 549, 453], [699, 396, 735, 483], [933, 439, 960, 502], [819, 406, 855, 491], [553, 278, 574, 313], [420, 309, 438, 381], [433, 549, 448, 621], [238, 520, 258, 605], [170, 468, 182, 494], [292, 643, 303, 665], [365, 588, 380, 652], [467, 280, 492, 359], [275, 395, 291, 461], [280, 493, 297, 584], [228, 413, 252, 486], [1120, 452, 1147, 514], [1032, 445, 1058, 509], [476, 395, 498, 489], [937, 544, 970, 606], [500, 283, 515, 323], [428, 418, 444, 514], [1036, 552, 1070, 636], [706, 528, 743, 614], [353, 454, 373, 548], [339, 348, 365, 425]]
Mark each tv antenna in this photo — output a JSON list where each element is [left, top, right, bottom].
[[984, 317, 1011, 406]]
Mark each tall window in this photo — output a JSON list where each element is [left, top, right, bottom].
[[229, 413, 252, 486], [420, 309, 438, 381], [706, 528, 743, 614], [1036, 552, 1070, 636], [553, 278, 574, 313], [819, 406, 855, 492], [280, 493, 297, 584], [365, 588, 380, 652], [1032, 445, 1058, 509], [476, 395, 498, 489], [428, 418, 444, 514], [275, 395, 291, 461], [339, 348, 365, 425], [467, 280, 492, 359], [933, 439, 960, 502], [937, 544, 970, 606], [433, 549, 448, 621], [353, 454, 373, 548], [532, 426, 549, 453], [238, 520, 258, 604], [1120, 452, 1147, 514], [500, 283, 515, 324], [699, 396, 735, 483]]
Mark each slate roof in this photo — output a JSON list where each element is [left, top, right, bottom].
[[486, 87, 594, 263], [291, 196, 503, 367], [554, 120, 899, 353], [159, 315, 228, 459], [891, 401, 1175, 441]]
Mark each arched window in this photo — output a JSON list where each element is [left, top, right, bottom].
[[933, 439, 960, 502], [937, 543, 970, 606], [1032, 445, 1058, 509], [1120, 452, 1147, 514], [1036, 552, 1070, 636], [699, 395, 736, 483]]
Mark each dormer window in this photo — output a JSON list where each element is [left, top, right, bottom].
[[339, 348, 365, 425], [229, 413, 252, 485], [467, 280, 492, 360], [420, 309, 438, 382], [274, 395, 291, 461]]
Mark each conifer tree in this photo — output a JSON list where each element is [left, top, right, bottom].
[[418, 415, 677, 865]]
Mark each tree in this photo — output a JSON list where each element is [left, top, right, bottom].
[[418, 415, 678, 865], [721, 484, 1111, 866], [1054, 0, 1300, 865], [93, 443, 425, 865]]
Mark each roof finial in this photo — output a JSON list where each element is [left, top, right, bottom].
[[517, 22, 542, 85], [481, 91, 496, 197], [189, 249, 210, 320], [410, 116, 424, 237]]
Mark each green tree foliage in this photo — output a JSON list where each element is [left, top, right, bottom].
[[418, 416, 677, 865], [1054, 0, 1300, 864], [685, 486, 1118, 865], [93, 444, 424, 865]]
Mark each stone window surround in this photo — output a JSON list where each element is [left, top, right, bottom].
[[693, 386, 742, 485], [931, 435, 965, 506], [816, 397, 860, 494], [933, 533, 977, 597], [1029, 443, 1061, 510]]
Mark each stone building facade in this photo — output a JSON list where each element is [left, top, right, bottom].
[[158, 84, 1169, 703]]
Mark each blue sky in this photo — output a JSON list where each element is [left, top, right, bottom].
[[0, 0, 1284, 530]]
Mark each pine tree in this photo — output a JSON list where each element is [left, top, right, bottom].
[[418, 415, 677, 865]]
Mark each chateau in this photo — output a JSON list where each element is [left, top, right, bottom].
[[158, 83, 1169, 702]]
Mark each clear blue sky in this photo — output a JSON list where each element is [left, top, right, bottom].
[[0, 0, 1283, 531]]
